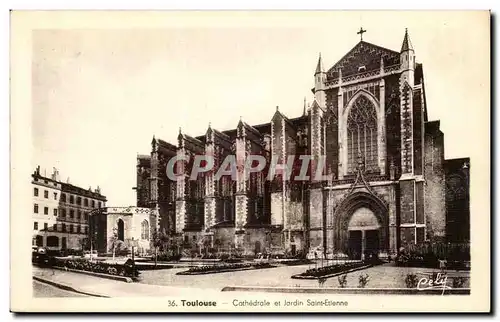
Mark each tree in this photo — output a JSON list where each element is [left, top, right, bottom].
[[79, 238, 88, 252], [151, 230, 169, 267], [109, 229, 123, 262]]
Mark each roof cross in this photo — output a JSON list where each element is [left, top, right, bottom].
[[357, 27, 367, 41]]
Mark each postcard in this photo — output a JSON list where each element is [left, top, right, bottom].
[[10, 10, 490, 313]]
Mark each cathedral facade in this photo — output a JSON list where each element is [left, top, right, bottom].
[[136, 29, 470, 259]]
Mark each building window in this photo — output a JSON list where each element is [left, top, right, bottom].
[[117, 219, 125, 241], [36, 235, 43, 247], [69, 195, 74, 204], [85, 226, 88, 234], [44, 207, 49, 215], [47, 236, 59, 247], [77, 197, 82, 205], [184, 235, 189, 243], [98, 201, 102, 208], [54, 192, 58, 200], [141, 220, 149, 240], [34, 204, 39, 213], [77, 225, 81, 233], [70, 209, 74, 218], [44, 190, 49, 198], [53, 209, 58, 216], [34, 188, 39, 196], [52, 224, 58, 231], [61, 194, 66, 203], [84, 198, 89, 207], [77, 210, 81, 220], [61, 209, 66, 217], [193, 235, 196, 241], [347, 95, 379, 173], [62, 224, 66, 232], [69, 224, 74, 233], [33, 222, 38, 230], [44, 223, 48, 230], [91, 200, 95, 208], [84, 213, 88, 221]]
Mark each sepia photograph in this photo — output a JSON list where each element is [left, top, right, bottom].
[[9, 10, 490, 313]]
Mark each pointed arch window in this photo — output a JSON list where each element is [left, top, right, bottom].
[[347, 95, 378, 173], [141, 220, 149, 240]]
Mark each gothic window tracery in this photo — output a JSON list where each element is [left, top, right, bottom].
[[347, 95, 378, 173]]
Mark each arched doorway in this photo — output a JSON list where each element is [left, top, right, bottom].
[[117, 219, 124, 241], [347, 207, 381, 260], [254, 241, 261, 255], [333, 191, 389, 258]]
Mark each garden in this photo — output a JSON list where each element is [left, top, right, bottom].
[[33, 254, 141, 280], [293, 261, 371, 279], [395, 242, 470, 270], [177, 262, 274, 275]]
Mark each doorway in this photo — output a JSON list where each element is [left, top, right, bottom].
[[365, 229, 380, 259], [254, 241, 261, 254], [348, 230, 362, 260], [347, 207, 381, 260]]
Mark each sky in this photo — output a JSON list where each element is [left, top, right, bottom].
[[31, 11, 490, 206]]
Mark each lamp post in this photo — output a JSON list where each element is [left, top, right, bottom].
[[112, 227, 118, 262]]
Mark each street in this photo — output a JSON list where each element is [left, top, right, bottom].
[[32, 280, 88, 298]]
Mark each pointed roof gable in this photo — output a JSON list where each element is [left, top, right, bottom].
[[401, 28, 414, 51], [315, 53, 324, 75], [326, 41, 400, 79]]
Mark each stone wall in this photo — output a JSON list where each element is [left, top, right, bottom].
[[424, 122, 446, 241], [308, 188, 323, 251], [270, 192, 283, 225]]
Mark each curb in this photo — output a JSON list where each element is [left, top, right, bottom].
[[51, 266, 133, 283], [33, 276, 110, 298], [221, 286, 471, 295]]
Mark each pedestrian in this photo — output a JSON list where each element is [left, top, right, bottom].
[[439, 258, 447, 273]]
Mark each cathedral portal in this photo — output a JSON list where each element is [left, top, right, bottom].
[[333, 191, 389, 258]]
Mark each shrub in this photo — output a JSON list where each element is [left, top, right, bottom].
[[39, 257, 141, 280], [183, 262, 272, 274], [338, 274, 348, 288], [452, 276, 467, 288], [358, 274, 370, 288], [318, 277, 327, 288], [154, 253, 182, 262], [299, 262, 365, 278], [405, 273, 419, 288], [396, 243, 470, 269]]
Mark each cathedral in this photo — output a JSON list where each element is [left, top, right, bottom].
[[135, 29, 470, 259]]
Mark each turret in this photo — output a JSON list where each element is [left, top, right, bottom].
[[400, 28, 415, 87], [314, 53, 326, 109]]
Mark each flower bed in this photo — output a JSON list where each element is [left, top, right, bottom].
[[295, 262, 368, 278], [35, 257, 141, 280], [279, 259, 313, 266], [177, 262, 274, 275]]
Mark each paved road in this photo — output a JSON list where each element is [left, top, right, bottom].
[[32, 280, 88, 298]]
